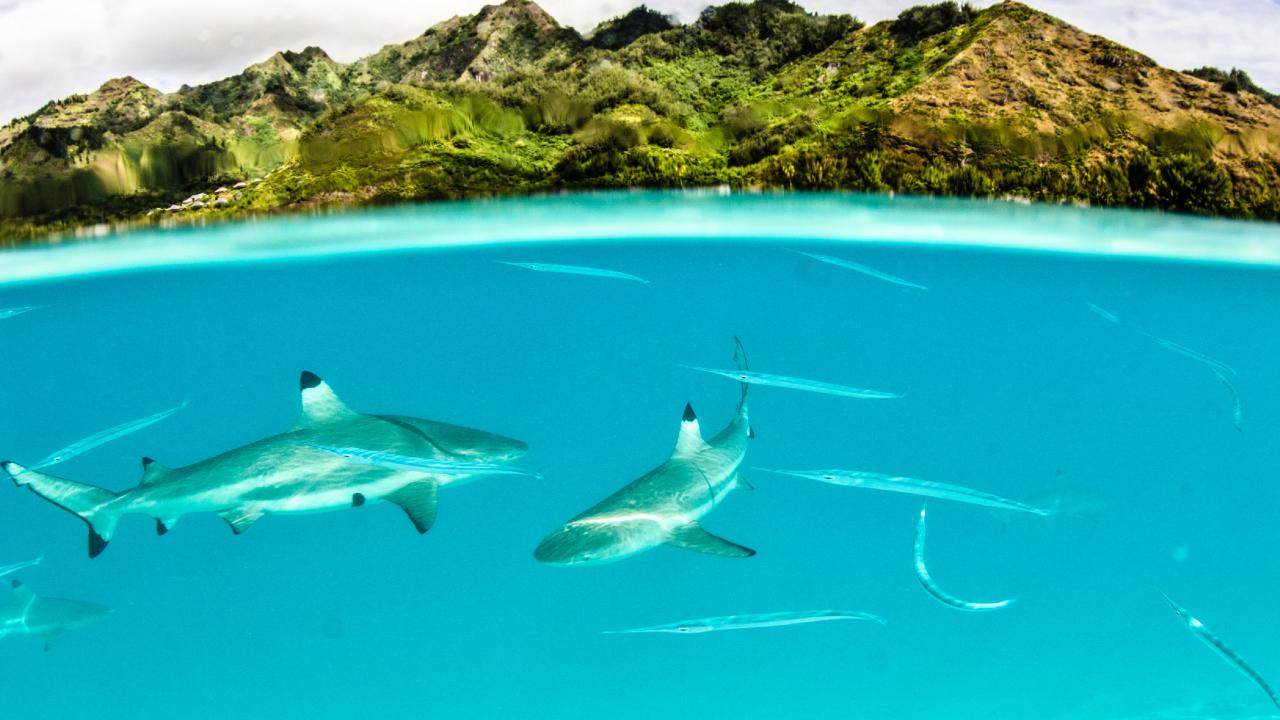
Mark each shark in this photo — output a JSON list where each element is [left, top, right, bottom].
[[534, 338, 756, 566], [4, 372, 529, 558], [0, 580, 110, 651]]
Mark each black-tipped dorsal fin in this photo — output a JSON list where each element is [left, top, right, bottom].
[[293, 371, 357, 429], [140, 457, 171, 485], [673, 403, 709, 457], [666, 522, 755, 558]]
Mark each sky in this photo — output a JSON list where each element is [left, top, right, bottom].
[[0, 0, 1278, 125]]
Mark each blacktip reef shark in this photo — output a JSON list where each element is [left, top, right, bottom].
[[1158, 590, 1280, 711], [760, 469, 1050, 517], [914, 507, 1014, 612], [534, 338, 755, 566], [605, 610, 886, 634], [0, 556, 42, 580], [4, 372, 528, 557], [498, 261, 650, 284], [1, 580, 110, 651]]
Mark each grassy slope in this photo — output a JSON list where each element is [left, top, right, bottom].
[[2, 0, 1279, 244]]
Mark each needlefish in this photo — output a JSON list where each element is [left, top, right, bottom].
[[604, 609, 887, 634], [914, 507, 1014, 612], [761, 468, 1050, 517], [0, 556, 42, 580], [796, 251, 928, 290], [682, 366, 901, 400], [26, 397, 190, 473], [1086, 302, 1121, 325], [0, 305, 44, 320], [497, 262, 649, 284], [1159, 591, 1280, 711], [305, 444, 542, 481]]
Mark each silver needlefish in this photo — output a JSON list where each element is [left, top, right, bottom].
[[681, 366, 902, 400], [498, 261, 649, 284], [0, 556, 42, 580], [796, 251, 927, 290], [1086, 302, 1122, 325], [26, 397, 191, 473], [0, 305, 45, 320], [1214, 368, 1243, 432], [604, 609, 886, 634], [914, 507, 1014, 612], [1159, 590, 1280, 711], [761, 468, 1050, 517], [304, 443, 542, 481], [1144, 333, 1238, 377]]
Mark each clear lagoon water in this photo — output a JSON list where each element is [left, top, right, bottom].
[[1, 191, 1279, 719]]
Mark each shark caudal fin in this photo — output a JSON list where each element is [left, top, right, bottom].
[[2, 462, 121, 558], [731, 336, 753, 436]]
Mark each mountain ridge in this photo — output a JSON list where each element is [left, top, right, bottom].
[[2, 0, 1278, 243]]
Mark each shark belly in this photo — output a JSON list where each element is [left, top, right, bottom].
[[535, 444, 746, 566]]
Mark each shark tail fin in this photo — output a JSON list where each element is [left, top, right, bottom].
[[2, 461, 121, 559], [732, 336, 750, 424]]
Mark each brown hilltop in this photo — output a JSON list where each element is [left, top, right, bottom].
[[887, 1, 1280, 162]]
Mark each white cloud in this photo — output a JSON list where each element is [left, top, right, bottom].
[[1, 0, 1277, 125]]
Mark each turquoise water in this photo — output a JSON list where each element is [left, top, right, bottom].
[[1, 192, 1279, 719]]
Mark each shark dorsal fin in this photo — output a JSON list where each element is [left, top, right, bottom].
[[139, 457, 170, 485], [293, 371, 356, 429], [673, 403, 710, 457]]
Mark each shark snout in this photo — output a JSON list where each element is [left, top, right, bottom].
[[533, 517, 661, 566]]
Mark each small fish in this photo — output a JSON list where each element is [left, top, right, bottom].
[[761, 468, 1049, 517], [0, 556, 42, 579], [305, 444, 541, 480], [498, 262, 649, 284], [0, 305, 45, 320], [682, 366, 901, 400], [1145, 333, 1238, 378], [1086, 302, 1121, 325], [604, 609, 886, 634], [1214, 369, 1243, 432], [1158, 591, 1280, 711], [914, 507, 1014, 612], [27, 397, 190, 473], [797, 251, 928, 290]]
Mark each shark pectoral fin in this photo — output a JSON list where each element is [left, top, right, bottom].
[[42, 628, 64, 652], [218, 508, 264, 535], [667, 523, 755, 558], [155, 519, 171, 536], [385, 482, 439, 534], [733, 473, 755, 491]]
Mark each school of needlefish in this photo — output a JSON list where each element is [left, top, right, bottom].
[[0, 254, 1268, 716]]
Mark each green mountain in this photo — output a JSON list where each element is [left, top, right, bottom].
[[2, 0, 1278, 243]]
